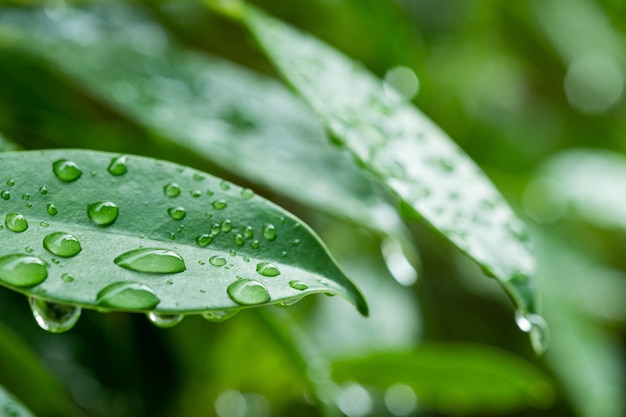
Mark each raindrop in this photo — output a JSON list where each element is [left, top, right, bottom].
[[220, 181, 230, 190], [241, 188, 254, 199], [88, 201, 119, 226], [292, 239, 301, 247], [280, 251, 288, 258], [107, 154, 128, 176], [114, 248, 186, 274], [256, 262, 280, 277], [229, 249, 237, 256], [227, 279, 271, 305], [5, 212, 28, 233], [97, 282, 161, 309], [29, 297, 81, 333], [169, 233, 176, 240], [277, 297, 302, 307], [47, 203, 58, 216], [212, 199, 227, 210], [25, 202, 32, 209], [167, 206, 186, 220], [6, 179, 14, 186], [211, 223, 221, 235], [193, 173, 204, 181], [221, 219, 233, 232], [262, 224, 277, 241], [43, 232, 82, 258], [196, 234, 213, 247], [25, 246, 33, 253], [163, 182, 181, 197], [191, 190, 202, 198], [515, 310, 549, 354], [202, 310, 239, 323], [209, 255, 227, 267], [243, 257, 250, 262], [0, 190, 9, 200], [21, 193, 30, 200], [251, 240, 260, 249], [39, 185, 48, 195], [234, 234, 245, 246], [40, 221, 49, 227], [244, 226, 253, 239], [289, 280, 308, 291], [61, 273, 74, 283], [147, 312, 184, 328], [0, 254, 48, 287], [52, 159, 82, 182]]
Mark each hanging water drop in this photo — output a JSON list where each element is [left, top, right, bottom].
[[114, 248, 186, 274], [202, 310, 239, 323], [47, 203, 58, 216], [209, 255, 227, 267], [52, 159, 82, 182], [515, 310, 549, 354], [241, 188, 254, 199], [97, 282, 161, 309], [107, 154, 128, 176], [167, 206, 186, 220], [256, 262, 280, 277], [88, 201, 119, 226], [43, 232, 82, 258], [196, 234, 213, 247], [5, 212, 28, 233], [0, 254, 48, 287], [147, 312, 184, 328], [289, 280, 308, 291], [227, 279, 271, 305], [29, 297, 81, 333], [263, 224, 277, 241], [163, 182, 181, 197], [212, 199, 227, 210]]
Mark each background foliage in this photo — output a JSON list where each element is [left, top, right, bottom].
[[0, 0, 624, 416]]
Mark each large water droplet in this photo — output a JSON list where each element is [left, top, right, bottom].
[[227, 279, 271, 305], [88, 201, 119, 226], [515, 310, 549, 354], [47, 203, 58, 216], [196, 234, 213, 247], [0, 254, 48, 287], [97, 282, 161, 309], [163, 182, 181, 197], [167, 206, 186, 220], [107, 154, 128, 176], [221, 220, 232, 232], [5, 212, 28, 232], [289, 280, 308, 291], [209, 255, 227, 267], [212, 199, 227, 210], [202, 310, 239, 322], [256, 262, 280, 277], [114, 248, 186, 273], [43, 232, 82, 258], [52, 159, 82, 182], [147, 312, 183, 328], [262, 224, 277, 241], [29, 297, 81, 333]]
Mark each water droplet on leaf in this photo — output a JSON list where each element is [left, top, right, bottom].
[[47, 203, 58, 216], [43, 232, 82, 258], [227, 279, 271, 305], [29, 297, 81, 333], [221, 220, 232, 232], [88, 201, 119, 226], [97, 282, 161, 309], [40, 221, 49, 227], [251, 240, 260, 249], [39, 185, 48, 195], [196, 234, 213, 247], [515, 310, 549, 354], [202, 310, 239, 322], [289, 280, 308, 291], [244, 226, 253, 239], [256, 262, 280, 277], [209, 255, 227, 267], [5, 212, 28, 233], [0, 254, 48, 287], [193, 173, 204, 181], [234, 234, 245, 246], [163, 182, 181, 198], [147, 312, 183, 328], [0, 190, 9, 200], [220, 181, 230, 191], [212, 199, 227, 210], [241, 188, 254, 199], [114, 248, 186, 274], [62, 273, 74, 283], [6, 179, 14, 186], [52, 159, 82, 182], [263, 224, 277, 241], [167, 206, 186, 220], [107, 154, 128, 176]]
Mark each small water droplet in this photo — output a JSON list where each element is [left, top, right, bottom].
[[191, 190, 202, 198], [289, 280, 308, 291], [147, 312, 183, 328], [227, 279, 271, 305], [277, 297, 302, 307], [220, 181, 230, 190], [62, 273, 74, 283], [212, 199, 227, 210], [281, 251, 288, 258], [167, 206, 186, 220], [163, 182, 181, 197], [51, 258, 60, 265], [202, 310, 239, 322], [256, 262, 280, 277], [29, 297, 81, 333], [114, 248, 186, 274], [193, 173, 204, 181], [24, 246, 33, 253], [221, 220, 232, 232], [52, 159, 82, 182], [207, 190, 214, 197], [40, 221, 49, 227], [244, 226, 253, 239], [6, 179, 15, 186], [263, 224, 277, 241], [43, 232, 82, 258], [229, 249, 237, 256], [515, 310, 549, 354], [169, 232, 176, 240], [97, 282, 161, 309], [47, 203, 58, 216], [234, 234, 245, 246], [241, 188, 254, 199], [26, 202, 32, 208], [196, 234, 213, 247], [292, 239, 301, 246], [209, 255, 227, 267], [0, 254, 48, 287], [21, 193, 30, 200], [1, 190, 9, 200], [88, 201, 119, 226], [243, 256, 250, 262], [39, 185, 48, 195], [251, 240, 260, 249], [5, 212, 28, 233], [107, 154, 128, 176]]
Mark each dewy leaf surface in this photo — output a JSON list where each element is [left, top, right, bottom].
[[243, 7, 537, 314], [0, 385, 35, 417], [0, 150, 367, 316]]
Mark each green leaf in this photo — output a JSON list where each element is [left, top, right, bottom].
[[0, 385, 35, 417], [240, 8, 537, 315], [332, 344, 554, 415], [0, 150, 367, 326], [0, 133, 19, 152]]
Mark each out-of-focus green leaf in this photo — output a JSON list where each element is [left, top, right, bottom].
[[0, 150, 367, 324], [240, 7, 538, 318], [0, 385, 35, 417], [0, 133, 19, 152], [0, 322, 78, 417], [332, 343, 554, 415]]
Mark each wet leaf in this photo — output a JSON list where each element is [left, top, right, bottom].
[[0, 385, 35, 417]]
